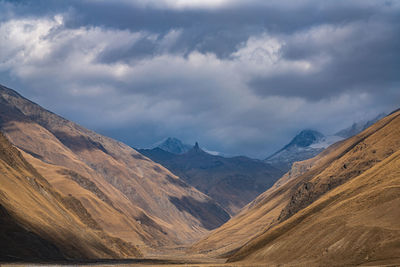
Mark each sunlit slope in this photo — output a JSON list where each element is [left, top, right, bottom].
[[229, 132, 400, 265], [194, 110, 400, 265], [0, 84, 229, 249], [0, 132, 142, 261], [190, 142, 344, 256]]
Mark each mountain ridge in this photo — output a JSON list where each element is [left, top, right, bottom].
[[335, 113, 386, 138]]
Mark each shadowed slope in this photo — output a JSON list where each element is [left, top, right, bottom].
[[0, 204, 64, 262], [0, 132, 142, 261]]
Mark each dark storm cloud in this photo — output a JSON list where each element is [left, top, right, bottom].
[[0, 0, 399, 158], [249, 7, 400, 100], [1, 0, 386, 59]]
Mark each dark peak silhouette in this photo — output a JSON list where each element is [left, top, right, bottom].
[[194, 142, 200, 150], [187, 141, 204, 154]]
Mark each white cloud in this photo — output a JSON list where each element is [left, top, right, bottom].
[[232, 34, 315, 77], [87, 0, 234, 10], [84, 0, 337, 10]]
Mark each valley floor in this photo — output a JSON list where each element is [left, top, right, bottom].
[[2, 261, 400, 267], [2, 255, 400, 267]]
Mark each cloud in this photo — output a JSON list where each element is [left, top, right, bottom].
[[249, 19, 400, 100], [0, 0, 399, 158], [111, 0, 231, 10]]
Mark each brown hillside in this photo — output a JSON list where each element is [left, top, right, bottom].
[[190, 143, 343, 256], [0, 84, 229, 252], [193, 110, 400, 266], [228, 112, 400, 265], [0, 132, 142, 261]]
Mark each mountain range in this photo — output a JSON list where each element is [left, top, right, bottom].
[[141, 119, 382, 216], [265, 116, 385, 173]]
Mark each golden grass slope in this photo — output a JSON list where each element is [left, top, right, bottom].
[[190, 145, 342, 256], [0, 132, 142, 260], [229, 135, 400, 265], [194, 110, 400, 266]]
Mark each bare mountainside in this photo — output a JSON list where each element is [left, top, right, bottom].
[[0, 132, 142, 261], [193, 110, 400, 266], [0, 84, 229, 254]]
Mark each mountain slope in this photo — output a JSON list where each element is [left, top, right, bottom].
[[0, 83, 229, 251], [193, 110, 400, 266], [335, 113, 386, 138], [0, 132, 142, 261], [228, 149, 400, 266], [140, 143, 284, 215]]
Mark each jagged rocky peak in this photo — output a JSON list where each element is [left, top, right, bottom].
[[152, 137, 191, 154], [187, 141, 204, 154], [193, 141, 200, 150]]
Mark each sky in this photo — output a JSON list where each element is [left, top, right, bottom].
[[0, 0, 399, 158]]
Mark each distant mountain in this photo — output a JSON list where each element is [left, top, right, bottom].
[[140, 141, 284, 215], [265, 130, 343, 172], [335, 113, 386, 138], [151, 137, 192, 154], [0, 83, 230, 260], [283, 129, 325, 148], [265, 115, 386, 173]]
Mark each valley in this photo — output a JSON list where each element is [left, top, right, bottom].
[[1, 1, 399, 265], [1, 83, 399, 266]]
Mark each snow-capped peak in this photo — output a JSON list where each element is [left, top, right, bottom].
[[151, 137, 191, 154]]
